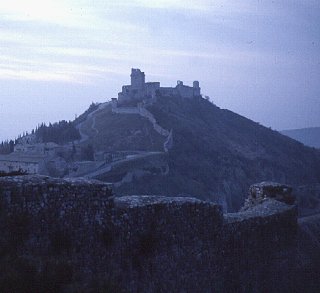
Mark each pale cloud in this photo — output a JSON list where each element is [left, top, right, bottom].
[[0, 29, 44, 46], [0, 0, 150, 31], [0, 53, 131, 83], [132, 0, 209, 10], [110, 0, 241, 12], [0, 0, 79, 26], [112, 0, 272, 17], [0, 68, 76, 83]]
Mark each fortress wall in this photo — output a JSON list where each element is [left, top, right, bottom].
[[145, 82, 160, 97], [159, 87, 178, 96], [0, 159, 40, 174], [117, 69, 201, 105], [0, 176, 113, 213], [111, 104, 170, 152], [222, 202, 298, 292], [112, 107, 140, 114], [177, 84, 195, 98], [138, 106, 170, 136], [138, 106, 156, 124], [153, 123, 170, 136], [0, 175, 297, 292], [111, 105, 170, 137]]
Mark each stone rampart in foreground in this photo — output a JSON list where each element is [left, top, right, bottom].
[[0, 176, 298, 292]]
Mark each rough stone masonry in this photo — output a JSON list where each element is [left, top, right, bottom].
[[0, 175, 298, 292]]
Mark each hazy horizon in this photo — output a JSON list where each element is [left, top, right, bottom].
[[0, 0, 319, 142]]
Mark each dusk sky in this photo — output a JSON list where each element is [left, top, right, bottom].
[[0, 0, 319, 142]]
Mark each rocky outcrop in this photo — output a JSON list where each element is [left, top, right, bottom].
[[242, 181, 295, 210]]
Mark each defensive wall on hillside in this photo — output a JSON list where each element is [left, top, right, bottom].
[[111, 103, 170, 137], [0, 175, 298, 292], [112, 102, 173, 152]]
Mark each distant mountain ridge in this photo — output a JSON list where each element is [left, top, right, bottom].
[[281, 127, 320, 149]]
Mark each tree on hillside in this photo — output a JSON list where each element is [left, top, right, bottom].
[[0, 140, 15, 154], [35, 121, 81, 144]]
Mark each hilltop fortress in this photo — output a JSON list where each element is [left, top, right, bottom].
[[117, 68, 201, 105], [0, 69, 198, 177]]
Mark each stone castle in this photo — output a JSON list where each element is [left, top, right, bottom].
[[117, 68, 201, 104]]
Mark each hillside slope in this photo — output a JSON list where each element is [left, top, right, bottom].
[[281, 127, 320, 148], [75, 104, 164, 152], [72, 96, 320, 211], [113, 96, 320, 211]]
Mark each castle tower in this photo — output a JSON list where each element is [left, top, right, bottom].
[[131, 68, 145, 89], [193, 80, 201, 96], [111, 98, 117, 109]]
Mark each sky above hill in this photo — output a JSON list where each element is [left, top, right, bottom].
[[0, 0, 319, 141]]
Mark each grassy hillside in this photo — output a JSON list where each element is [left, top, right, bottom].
[[117, 96, 320, 211], [76, 105, 164, 152]]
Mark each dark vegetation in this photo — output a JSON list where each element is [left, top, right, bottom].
[[1, 121, 80, 149], [0, 140, 15, 154], [35, 120, 80, 144]]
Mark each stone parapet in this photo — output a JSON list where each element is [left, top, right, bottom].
[[0, 176, 298, 292]]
